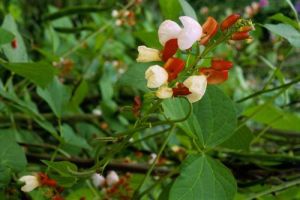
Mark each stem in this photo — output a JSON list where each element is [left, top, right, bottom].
[[132, 125, 175, 199]]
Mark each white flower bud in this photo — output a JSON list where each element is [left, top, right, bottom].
[[19, 175, 40, 192], [145, 65, 168, 88], [91, 173, 105, 188], [115, 19, 123, 26], [156, 86, 173, 99], [136, 46, 161, 62], [106, 171, 119, 186], [92, 108, 102, 116], [148, 153, 157, 164], [111, 10, 119, 18], [183, 75, 207, 103]]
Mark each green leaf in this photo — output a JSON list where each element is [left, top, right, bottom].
[[70, 80, 88, 110], [61, 124, 91, 150], [220, 124, 254, 151], [42, 160, 77, 177], [65, 188, 96, 200], [159, 0, 182, 20], [134, 31, 161, 49], [50, 175, 77, 187], [1, 14, 28, 62], [163, 86, 237, 148], [0, 166, 11, 188], [0, 28, 14, 46], [0, 131, 27, 172], [0, 61, 56, 88], [264, 23, 300, 48], [269, 13, 299, 30], [170, 154, 237, 200], [37, 78, 72, 117], [118, 63, 149, 92], [178, 0, 197, 20]]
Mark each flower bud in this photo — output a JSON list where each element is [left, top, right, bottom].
[[19, 175, 40, 192], [183, 75, 207, 103], [164, 57, 185, 81], [136, 46, 161, 62], [145, 65, 168, 88], [221, 14, 241, 31], [111, 10, 119, 18], [231, 31, 250, 40], [106, 171, 119, 186], [156, 86, 173, 99], [91, 173, 105, 188], [200, 17, 218, 45]]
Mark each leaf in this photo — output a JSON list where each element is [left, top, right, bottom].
[[118, 63, 150, 92], [70, 80, 88, 110], [1, 14, 28, 62], [264, 23, 300, 48], [169, 154, 237, 200], [61, 124, 91, 150], [134, 31, 161, 49], [163, 86, 237, 148], [0, 131, 27, 172], [269, 13, 299, 30], [0, 28, 14, 46], [0, 166, 11, 188], [42, 160, 77, 177], [0, 61, 56, 88], [159, 0, 182, 20], [37, 78, 72, 117], [178, 0, 197, 20], [220, 124, 254, 151], [50, 175, 77, 187]]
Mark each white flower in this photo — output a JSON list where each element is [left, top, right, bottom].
[[19, 175, 40, 192], [148, 153, 157, 164], [91, 173, 105, 188], [111, 10, 119, 18], [106, 171, 119, 186], [92, 108, 102, 116], [156, 86, 173, 99], [158, 16, 202, 50], [145, 65, 168, 88], [136, 46, 161, 62], [183, 75, 207, 103], [115, 19, 123, 26]]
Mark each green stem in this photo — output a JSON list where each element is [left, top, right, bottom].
[[132, 125, 175, 199]]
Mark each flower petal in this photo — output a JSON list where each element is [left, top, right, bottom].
[[200, 16, 218, 45], [183, 75, 207, 103], [200, 68, 229, 84], [156, 86, 173, 99], [136, 46, 161, 62], [19, 175, 40, 192], [158, 20, 182, 46], [145, 65, 169, 88], [106, 171, 119, 186], [177, 16, 202, 50], [211, 59, 233, 70], [164, 57, 185, 81], [161, 39, 179, 61]]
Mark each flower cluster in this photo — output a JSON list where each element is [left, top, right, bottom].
[[137, 15, 253, 103]]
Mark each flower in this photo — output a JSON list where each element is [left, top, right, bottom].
[[199, 59, 233, 84], [136, 46, 161, 62], [163, 57, 185, 81], [148, 153, 157, 164], [183, 75, 207, 103], [259, 0, 269, 7], [132, 96, 142, 117], [172, 83, 191, 97], [145, 65, 168, 88], [220, 14, 241, 31], [19, 175, 40, 192], [158, 16, 202, 50], [156, 86, 173, 99], [106, 171, 120, 186], [200, 17, 218, 45], [91, 173, 106, 188]]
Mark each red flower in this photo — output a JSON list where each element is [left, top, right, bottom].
[[38, 173, 57, 187], [220, 14, 241, 31], [161, 39, 179, 61], [172, 83, 191, 96], [199, 59, 233, 84], [200, 17, 218, 45], [164, 57, 185, 81]]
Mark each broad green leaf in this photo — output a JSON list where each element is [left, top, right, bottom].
[[70, 80, 88, 111], [163, 86, 237, 148], [178, 0, 197, 20], [42, 160, 77, 177], [0, 131, 27, 172], [0, 166, 11, 188], [0, 28, 14, 46], [37, 78, 72, 117], [1, 14, 28, 62], [170, 154, 236, 200], [159, 0, 181, 20], [269, 13, 299, 30], [220, 124, 254, 151], [243, 104, 300, 132], [118, 63, 149, 92], [264, 23, 300, 48], [134, 31, 161, 49], [0, 61, 56, 87], [61, 124, 91, 150]]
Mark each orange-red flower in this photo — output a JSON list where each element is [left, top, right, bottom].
[[163, 57, 185, 81], [38, 173, 57, 187], [199, 59, 233, 84], [161, 39, 179, 61], [220, 14, 241, 31], [200, 17, 218, 45], [172, 83, 191, 96]]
